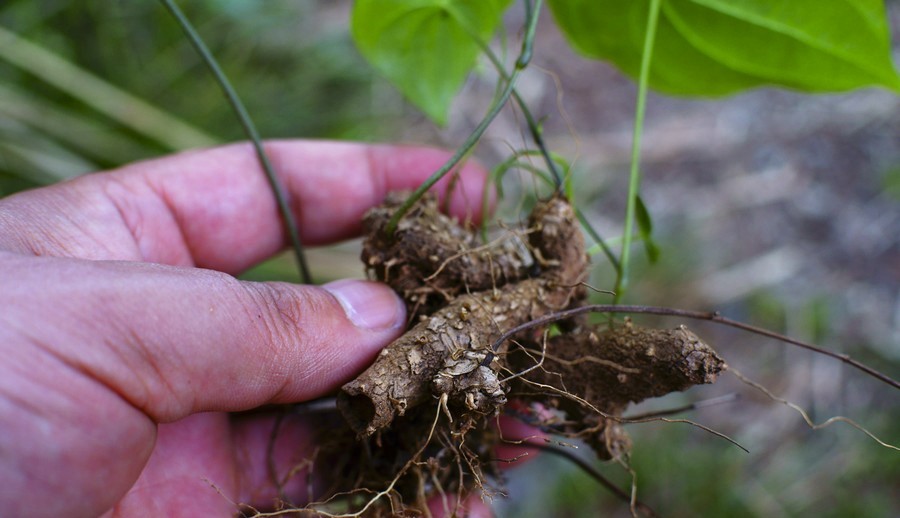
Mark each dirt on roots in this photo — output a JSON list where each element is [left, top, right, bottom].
[[280, 193, 726, 516]]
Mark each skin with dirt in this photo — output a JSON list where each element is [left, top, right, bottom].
[[298, 193, 725, 516]]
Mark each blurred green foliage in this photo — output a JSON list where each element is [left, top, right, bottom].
[[882, 165, 900, 200], [0, 0, 393, 196]]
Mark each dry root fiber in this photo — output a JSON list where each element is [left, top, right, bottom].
[[301, 193, 725, 515], [507, 321, 726, 459]]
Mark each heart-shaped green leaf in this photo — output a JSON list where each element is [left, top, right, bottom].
[[548, 0, 900, 96], [351, 0, 512, 125]]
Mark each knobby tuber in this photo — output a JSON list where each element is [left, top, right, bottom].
[[507, 321, 726, 459], [295, 193, 726, 515], [340, 193, 588, 436], [361, 192, 534, 319]]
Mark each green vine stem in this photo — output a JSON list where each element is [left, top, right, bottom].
[[577, 209, 620, 273], [385, 0, 542, 236], [480, 150, 620, 274], [614, 0, 661, 302], [477, 41, 563, 190], [159, 0, 311, 283], [476, 41, 620, 275], [480, 150, 553, 242]]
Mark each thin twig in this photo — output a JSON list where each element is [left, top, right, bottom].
[[515, 345, 640, 374], [520, 441, 659, 517], [513, 376, 746, 452], [484, 304, 900, 390], [627, 416, 748, 453], [475, 39, 562, 189], [624, 393, 740, 420], [730, 369, 899, 451], [500, 331, 549, 383], [159, 0, 311, 282], [476, 39, 620, 273]]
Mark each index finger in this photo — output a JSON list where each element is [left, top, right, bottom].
[[0, 140, 488, 273]]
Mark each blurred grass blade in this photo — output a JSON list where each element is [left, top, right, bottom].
[[0, 117, 96, 183], [0, 141, 93, 181], [0, 83, 155, 164], [0, 24, 218, 151], [158, 0, 311, 283]]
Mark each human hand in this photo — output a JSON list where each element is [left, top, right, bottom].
[[0, 141, 489, 516]]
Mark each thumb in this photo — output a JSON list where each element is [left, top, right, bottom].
[[4, 254, 407, 423], [174, 276, 408, 419]]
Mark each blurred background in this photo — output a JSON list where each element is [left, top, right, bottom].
[[1, 1, 897, 516]]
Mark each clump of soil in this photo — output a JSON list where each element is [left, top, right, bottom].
[[295, 193, 726, 516]]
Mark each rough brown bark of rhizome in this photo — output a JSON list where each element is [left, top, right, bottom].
[[304, 193, 725, 515]]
